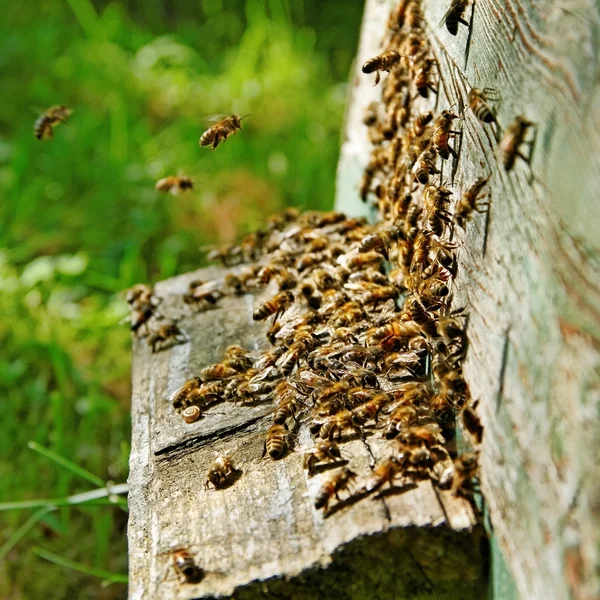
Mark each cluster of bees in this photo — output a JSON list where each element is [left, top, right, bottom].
[[117, 0, 541, 584]]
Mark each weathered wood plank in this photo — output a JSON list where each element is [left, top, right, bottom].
[[127, 268, 486, 600]]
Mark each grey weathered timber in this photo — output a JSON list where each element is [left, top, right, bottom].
[[127, 268, 486, 600], [338, 1, 600, 599]]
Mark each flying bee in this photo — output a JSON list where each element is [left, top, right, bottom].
[[147, 322, 187, 353], [172, 549, 203, 584], [438, 0, 471, 36], [302, 441, 343, 477], [182, 405, 202, 424], [263, 424, 293, 460], [253, 291, 294, 322], [455, 176, 490, 229], [314, 468, 358, 511], [468, 88, 500, 124], [199, 114, 249, 150], [170, 377, 203, 411], [433, 110, 460, 160], [155, 175, 193, 195], [34, 105, 73, 140], [205, 454, 239, 489], [362, 50, 402, 85], [500, 116, 536, 173], [412, 149, 439, 185], [414, 57, 438, 98]]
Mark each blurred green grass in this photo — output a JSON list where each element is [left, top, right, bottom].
[[0, 0, 363, 597]]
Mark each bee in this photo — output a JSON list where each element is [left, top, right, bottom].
[[468, 88, 500, 124], [400, 423, 445, 447], [414, 57, 438, 98], [384, 405, 419, 439], [300, 282, 322, 310], [182, 279, 222, 309], [405, 0, 423, 28], [34, 105, 73, 140], [500, 116, 536, 173], [462, 400, 483, 444], [368, 457, 405, 492], [369, 320, 422, 350], [172, 549, 203, 584], [343, 251, 384, 271], [273, 394, 304, 426], [302, 441, 343, 477], [438, 0, 471, 36], [200, 362, 238, 382], [433, 110, 460, 160], [199, 114, 250, 150], [170, 377, 203, 411], [452, 452, 479, 496], [182, 405, 202, 424], [155, 175, 193, 195], [455, 176, 490, 229], [412, 149, 439, 185], [276, 346, 302, 377], [125, 283, 160, 334], [147, 322, 187, 353], [359, 226, 403, 261], [205, 454, 239, 489], [314, 468, 358, 511], [413, 111, 434, 138], [362, 50, 402, 86], [405, 296, 438, 336], [253, 291, 294, 322], [263, 424, 293, 459], [388, 0, 411, 31]]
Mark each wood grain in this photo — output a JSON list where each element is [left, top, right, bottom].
[[127, 268, 485, 600]]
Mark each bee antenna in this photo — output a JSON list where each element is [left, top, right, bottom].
[[239, 114, 251, 121]]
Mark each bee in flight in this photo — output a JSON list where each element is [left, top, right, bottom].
[[34, 105, 73, 140], [155, 175, 193, 195], [199, 114, 250, 150], [438, 0, 471, 36]]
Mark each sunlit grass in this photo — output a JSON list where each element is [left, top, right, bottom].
[[0, 0, 363, 597]]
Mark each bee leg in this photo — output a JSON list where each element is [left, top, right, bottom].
[[211, 133, 222, 150], [374, 71, 381, 86]]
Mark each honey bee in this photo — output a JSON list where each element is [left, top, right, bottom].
[[362, 50, 402, 86], [253, 291, 294, 322], [155, 175, 193, 195], [199, 114, 250, 150], [500, 116, 536, 173], [452, 452, 479, 496], [359, 226, 403, 261], [405, 296, 438, 336], [455, 176, 490, 229], [147, 322, 187, 353], [314, 468, 358, 511], [200, 362, 239, 381], [182, 405, 202, 424], [414, 57, 438, 98], [205, 454, 239, 489], [343, 251, 384, 271], [462, 400, 483, 444], [300, 282, 322, 310], [125, 283, 160, 334], [405, 0, 423, 28], [384, 405, 419, 439], [302, 441, 343, 477], [172, 549, 203, 584], [363, 101, 380, 127], [400, 423, 445, 447], [387, 0, 411, 31], [368, 457, 405, 492], [412, 149, 439, 185], [433, 110, 460, 160], [34, 105, 73, 140], [438, 0, 471, 36], [369, 320, 422, 350], [170, 377, 203, 411], [276, 346, 302, 376], [468, 88, 500, 124], [263, 423, 293, 460]]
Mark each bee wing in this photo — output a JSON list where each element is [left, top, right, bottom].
[[202, 114, 226, 124], [438, 1, 459, 28]]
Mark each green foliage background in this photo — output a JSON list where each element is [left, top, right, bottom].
[[0, 0, 363, 598]]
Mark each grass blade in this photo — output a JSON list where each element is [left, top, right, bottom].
[[27, 441, 105, 487], [33, 546, 128, 584], [0, 506, 56, 560]]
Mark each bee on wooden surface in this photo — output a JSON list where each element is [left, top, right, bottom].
[[253, 291, 294, 322], [172, 549, 203, 584], [462, 400, 483, 444], [148, 322, 187, 353], [468, 88, 500, 124], [182, 405, 202, 424], [384, 405, 419, 439], [405, 296, 438, 336], [414, 56, 438, 98], [205, 454, 239, 489], [183, 279, 223, 310], [200, 362, 238, 382], [412, 149, 439, 185], [402, 31, 427, 61], [300, 282, 323, 310], [438, 0, 471, 36], [312, 410, 354, 441], [199, 114, 249, 150], [223, 344, 255, 370], [359, 226, 403, 261], [314, 468, 358, 511], [126, 284, 160, 334], [362, 50, 402, 86], [413, 111, 434, 138], [272, 395, 304, 425], [433, 110, 460, 160], [500, 116, 536, 173], [170, 377, 203, 411], [452, 452, 479, 496], [400, 423, 445, 447], [126, 283, 154, 307], [155, 175, 193, 195], [369, 320, 422, 350], [436, 308, 467, 346], [302, 441, 343, 477], [387, 0, 411, 31], [34, 105, 73, 140], [276, 345, 302, 377], [368, 457, 404, 491], [263, 423, 293, 460]]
